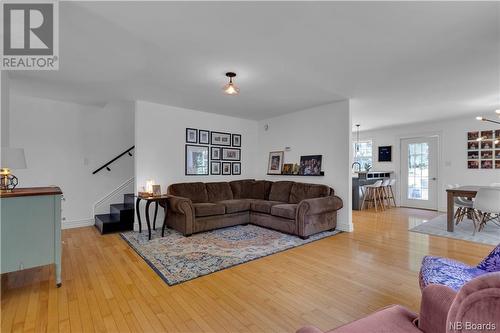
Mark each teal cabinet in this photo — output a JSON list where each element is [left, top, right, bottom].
[[1, 187, 62, 286]]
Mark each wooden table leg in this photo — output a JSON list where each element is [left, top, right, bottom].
[[162, 204, 168, 237], [145, 200, 152, 240], [153, 202, 158, 230], [447, 191, 454, 232], [135, 197, 142, 233]]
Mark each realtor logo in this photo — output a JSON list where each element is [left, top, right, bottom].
[[1, 1, 59, 70]]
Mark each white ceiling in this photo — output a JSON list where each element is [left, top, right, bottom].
[[9, 1, 500, 130]]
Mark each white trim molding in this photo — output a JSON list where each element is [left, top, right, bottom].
[[62, 218, 94, 230]]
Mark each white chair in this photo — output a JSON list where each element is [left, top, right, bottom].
[[386, 179, 397, 207], [361, 180, 384, 212], [473, 188, 500, 234], [380, 179, 391, 208]]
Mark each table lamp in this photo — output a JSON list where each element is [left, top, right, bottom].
[[1, 148, 27, 192]]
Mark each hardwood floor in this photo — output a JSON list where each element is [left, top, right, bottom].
[[1, 208, 493, 333]]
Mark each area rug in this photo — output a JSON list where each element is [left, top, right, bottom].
[[120, 224, 340, 286], [409, 214, 500, 246]]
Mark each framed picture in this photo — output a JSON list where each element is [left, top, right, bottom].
[[468, 141, 479, 150], [468, 151, 479, 160], [282, 163, 293, 175], [495, 130, 500, 138], [481, 160, 493, 169], [481, 141, 493, 149], [481, 150, 493, 159], [299, 155, 322, 175], [232, 162, 241, 175], [378, 146, 392, 162], [267, 151, 284, 175], [222, 162, 231, 175], [495, 150, 500, 159], [185, 145, 209, 175], [221, 148, 241, 161], [211, 147, 221, 160], [186, 128, 198, 143], [481, 130, 493, 140], [467, 131, 479, 141], [468, 160, 479, 169], [199, 130, 209, 144], [210, 161, 221, 175], [232, 134, 241, 147], [496, 160, 500, 169], [152, 185, 161, 197], [210, 131, 231, 146]]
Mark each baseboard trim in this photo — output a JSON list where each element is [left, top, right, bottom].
[[63, 218, 94, 230]]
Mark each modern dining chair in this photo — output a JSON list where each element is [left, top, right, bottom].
[[446, 184, 474, 226], [473, 187, 500, 232]]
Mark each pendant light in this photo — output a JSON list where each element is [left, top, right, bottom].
[[223, 72, 240, 95], [355, 124, 361, 155]]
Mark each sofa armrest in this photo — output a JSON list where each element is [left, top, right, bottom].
[[298, 195, 343, 216], [296, 326, 324, 333], [418, 284, 456, 333], [166, 195, 194, 236]]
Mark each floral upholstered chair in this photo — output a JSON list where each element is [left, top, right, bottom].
[[419, 243, 500, 291]]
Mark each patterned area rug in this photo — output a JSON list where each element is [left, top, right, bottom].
[[121, 224, 340, 286], [410, 214, 500, 246]]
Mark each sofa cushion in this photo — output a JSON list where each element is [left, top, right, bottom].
[[192, 203, 225, 217], [250, 200, 285, 214], [206, 182, 233, 202], [217, 199, 251, 214], [271, 204, 297, 220], [229, 179, 255, 199], [168, 182, 208, 203], [289, 182, 331, 204], [268, 181, 294, 202]]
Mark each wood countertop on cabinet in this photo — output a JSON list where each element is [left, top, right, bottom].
[[0, 186, 63, 198]]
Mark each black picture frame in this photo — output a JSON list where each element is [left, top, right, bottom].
[[210, 131, 232, 146], [186, 128, 198, 143], [211, 147, 221, 160], [198, 130, 210, 144], [222, 162, 231, 175], [221, 148, 241, 161], [210, 161, 221, 175], [299, 155, 322, 176], [378, 146, 392, 162], [232, 162, 241, 175], [185, 144, 209, 175], [232, 134, 241, 147]]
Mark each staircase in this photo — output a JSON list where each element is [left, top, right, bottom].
[[95, 193, 135, 234]]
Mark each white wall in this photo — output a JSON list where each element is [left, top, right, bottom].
[[359, 115, 500, 212], [135, 100, 259, 224], [1, 72, 9, 146], [9, 94, 135, 228], [258, 101, 353, 231]]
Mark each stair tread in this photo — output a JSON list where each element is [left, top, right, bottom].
[[95, 214, 121, 223], [110, 203, 134, 210]]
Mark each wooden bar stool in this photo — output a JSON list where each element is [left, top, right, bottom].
[[361, 180, 384, 212], [386, 179, 397, 207]]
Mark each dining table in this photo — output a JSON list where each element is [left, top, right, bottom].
[[446, 185, 500, 232]]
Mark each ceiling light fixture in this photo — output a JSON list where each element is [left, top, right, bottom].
[[475, 112, 500, 125], [223, 72, 239, 95]]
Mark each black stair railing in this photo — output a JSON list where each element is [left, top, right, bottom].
[[92, 146, 135, 174]]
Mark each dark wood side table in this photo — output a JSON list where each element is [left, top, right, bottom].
[[135, 194, 170, 240]]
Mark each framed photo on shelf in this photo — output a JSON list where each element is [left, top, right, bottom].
[[210, 131, 231, 146], [222, 162, 231, 175], [267, 151, 284, 175], [232, 162, 241, 175], [299, 155, 322, 175], [232, 134, 241, 147], [152, 185, 161, 197], [186, 128, 198, 143], [199, 130, 210, 144], [282, 163, 293, 175], [221, 148, 241, 161], [211, 147, 221, 160], [185, 145, 209, 175], [210, 161, 221, 175]]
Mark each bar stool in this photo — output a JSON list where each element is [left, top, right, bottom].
[[386, 179, 397, 207], [380, 179, 391, 208], [361, 180, 384, 212]]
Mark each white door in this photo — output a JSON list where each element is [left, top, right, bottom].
[[400, 136, 439, 210]]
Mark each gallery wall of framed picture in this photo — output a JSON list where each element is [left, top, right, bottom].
[[185, 128, 242, 176], [466, 129, 500, 169]]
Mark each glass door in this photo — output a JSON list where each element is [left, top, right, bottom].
[[400, 136, 438, 210]]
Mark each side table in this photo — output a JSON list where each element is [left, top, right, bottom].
[[135, 194, 169, 240]]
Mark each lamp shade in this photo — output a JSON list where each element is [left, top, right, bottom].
[[1, 148, 27, 169]]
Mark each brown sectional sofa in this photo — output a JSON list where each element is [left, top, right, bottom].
[[165, 179, 343, 239]]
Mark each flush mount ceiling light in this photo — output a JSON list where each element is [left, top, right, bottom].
[[223, 72, 240, 95]]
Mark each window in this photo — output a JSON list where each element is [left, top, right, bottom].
[[353, 140, 373, 169], [407, 142, 429, 200]]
